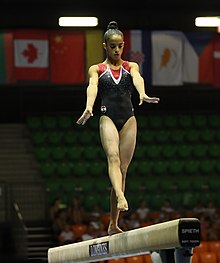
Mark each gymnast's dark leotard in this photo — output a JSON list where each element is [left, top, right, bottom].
[[97, 61, 135, 131]]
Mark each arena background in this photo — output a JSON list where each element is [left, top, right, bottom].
[[1, 1, 220, 262]]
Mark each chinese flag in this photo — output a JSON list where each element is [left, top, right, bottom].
[[49, 31, 85, 84], [14, 30, 49, 81]]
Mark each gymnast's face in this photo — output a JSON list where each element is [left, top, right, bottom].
[[103, 34, 124, 62]]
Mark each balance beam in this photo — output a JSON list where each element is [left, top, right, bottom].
[[48, 218, 200, 263]]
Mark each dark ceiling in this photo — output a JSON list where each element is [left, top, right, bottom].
[[0, 0, 220, 31]]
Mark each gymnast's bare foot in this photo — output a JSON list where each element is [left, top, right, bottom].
[[108, 225, 124, 236], [117, 195, 128, 211]]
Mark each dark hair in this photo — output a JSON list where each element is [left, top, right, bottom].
[[103, 21, 124, 43]]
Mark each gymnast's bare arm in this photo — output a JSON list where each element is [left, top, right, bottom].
[[76, 65, 99, 125], [129, 61, 160, 105]]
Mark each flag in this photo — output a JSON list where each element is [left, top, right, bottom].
[[151, 31, 184, 86], [85, 30, 104, 80], [13, 30, 49, 81], [183, 32, 215, 85], [123, 30, 151, 84], [49, 31, 85, 84], [0, 31, 15, 84], [213, 34, 220, 88]]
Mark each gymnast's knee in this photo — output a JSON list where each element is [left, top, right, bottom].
[[107, 152, 121, 166], [120, 164, 128, 178]]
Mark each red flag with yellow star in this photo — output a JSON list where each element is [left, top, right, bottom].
[[14, 29, 49, 81], [49, 31, 85, 84]]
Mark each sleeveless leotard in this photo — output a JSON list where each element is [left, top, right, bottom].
[[97, 61, 135, 131]]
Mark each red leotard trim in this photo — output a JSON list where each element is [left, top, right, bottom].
[[98, 61, 130, 79], [97, 63, 107, 75]]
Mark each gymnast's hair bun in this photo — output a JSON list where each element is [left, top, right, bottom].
[[107, 21, 118, 30]]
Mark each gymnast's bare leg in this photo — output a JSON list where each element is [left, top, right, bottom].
[[100, 116, 137, 235]]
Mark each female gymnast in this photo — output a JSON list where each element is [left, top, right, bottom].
[[76, 21, 160, 235]]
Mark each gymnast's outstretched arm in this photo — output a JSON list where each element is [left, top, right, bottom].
[[76, 65, 99, 125]]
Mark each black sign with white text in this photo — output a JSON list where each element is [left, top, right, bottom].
[[89, 241, 109, 257], [178, 219, 201, 247]]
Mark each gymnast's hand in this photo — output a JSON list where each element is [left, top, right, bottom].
[[139, 94, 160, 105], [76, 107, 93, 125]]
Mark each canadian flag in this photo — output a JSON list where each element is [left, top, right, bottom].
[[13, 30, 49, 81]]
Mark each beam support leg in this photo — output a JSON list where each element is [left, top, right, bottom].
[[151, 248, 193, 263], [174, 247, 193, 263]]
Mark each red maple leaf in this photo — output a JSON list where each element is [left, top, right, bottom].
[[22, 43, 38, 63]]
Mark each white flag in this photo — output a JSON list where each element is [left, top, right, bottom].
[[152, 31, 184, 86]]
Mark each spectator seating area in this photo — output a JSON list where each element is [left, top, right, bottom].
[[26, 112, 220, 213], [192, 241, 220, 263]]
